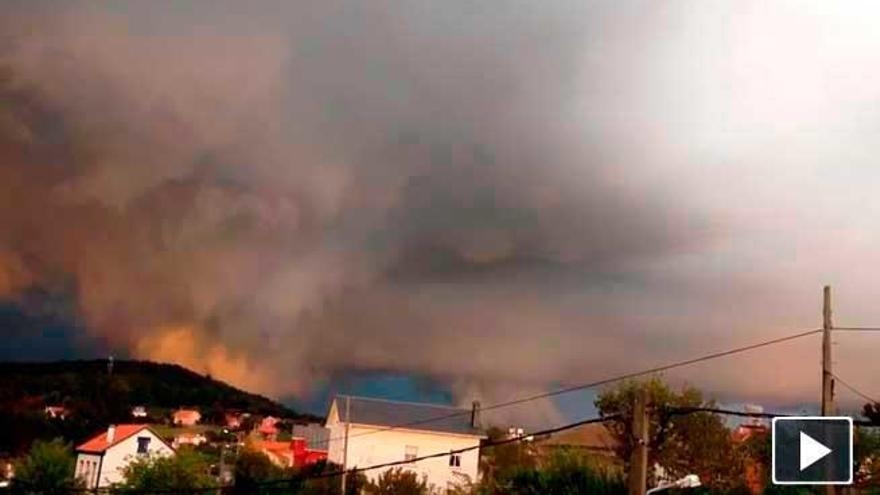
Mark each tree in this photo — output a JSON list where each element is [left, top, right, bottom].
[[232, 449, 292, 494], [120, 450, 215, 490], [864, 402, 880, 425], [12, 438, 80, 495], [479, 426, 538, 492], [595, 377, 745, 490], [504, 449, 625, 495], [365, 468, 429, 495], [293, 461, 367, 495]]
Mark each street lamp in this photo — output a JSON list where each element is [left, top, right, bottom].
[[646, 474, 701, 495]]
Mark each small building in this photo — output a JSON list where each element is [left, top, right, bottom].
[[173, 409, 202, 426], [44, 405, 69, 420], [731, 407, 769, 495], [75, 424, 174, 489], [533, 421, 620, 461], [292, 423, 330, 451], [252, 438, 328, 468], [326, 395, 485, 491], [258, 416, 280, 439], [131, 406, 148, 419], [172, 432, 208, 448], [0, 452, 14, 483], [225, 412, 248, 429]]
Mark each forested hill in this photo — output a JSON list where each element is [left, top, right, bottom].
[[0, 359, 298, 416], [0, 359, 315, 453]]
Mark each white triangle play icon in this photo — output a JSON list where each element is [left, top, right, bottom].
[[800, 431, 832, 471]]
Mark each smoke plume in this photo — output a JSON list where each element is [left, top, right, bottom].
[[4, 1, 880, 419]]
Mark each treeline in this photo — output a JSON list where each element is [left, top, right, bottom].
[[0, 360, 297, 413]]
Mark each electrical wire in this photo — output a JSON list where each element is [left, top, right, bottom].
[[831, 372, 880, 404], [324, 328, 822, 445]]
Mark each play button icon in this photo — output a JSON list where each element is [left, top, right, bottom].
[[773, 417, 852, 485], [799, 431, 832, 470]]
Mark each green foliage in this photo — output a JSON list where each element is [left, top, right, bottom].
[[501, 450, 625, 495], [596, 376, 745, 490], [11, 438, 80, 495], [119, 450, 215, 490], [232, 449, 294, 494], [365, 468, 429, 495], [479, 426, 538, 491], [274, 461, 365, 495]]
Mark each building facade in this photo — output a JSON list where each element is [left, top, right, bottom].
[[325, 396, 485, 492], [75, 424, 174, 488]]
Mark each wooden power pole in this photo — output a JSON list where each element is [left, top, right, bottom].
[[628, 388, 649, 495], [822, 286, 835, 495], [822, 285, 834, 416], [341, 396, 351, 494]]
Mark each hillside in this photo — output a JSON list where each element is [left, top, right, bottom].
[[0, 359, 299, 415], [0, 359, 315, 453]]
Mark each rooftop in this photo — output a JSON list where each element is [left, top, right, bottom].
[[77, 425, 154, 453], [331, 395, 483, 437]]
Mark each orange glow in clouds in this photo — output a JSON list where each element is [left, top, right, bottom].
[[135, 325, 276, 395]]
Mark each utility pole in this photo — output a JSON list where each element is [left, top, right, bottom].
[[822, 286, 835, 495], [822, 285, 834, 416], [341, 396, 351, 494], [628, 388, 649, 495]]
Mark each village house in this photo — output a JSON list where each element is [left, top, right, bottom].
[[75, 424, 174, 489], [326, 396, 485, 492], [172, 432, 208, 448], [43, 405, 68, 420], [172, 408, 201, 426], [225, 411, 249, 429], [730, 405, 769, 494], [292, 423, 330, 451], [532, 421, 620, 465], [252, 437, 328, 469], [258, 416, 280, 440]]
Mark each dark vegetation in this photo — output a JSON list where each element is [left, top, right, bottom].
[[0, 359, 314, 454]]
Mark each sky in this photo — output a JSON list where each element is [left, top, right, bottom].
[[2, 0, 880, 424]]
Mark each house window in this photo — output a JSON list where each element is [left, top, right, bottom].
[[449, 453, 461, 468], [404, 445, 418, 462], [137, 436, 151, 454]]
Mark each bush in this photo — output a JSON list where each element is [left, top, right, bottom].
[[232, 449, 293, 494], [11, 438, 80, 495], [502, 450, 625, 495], [119, 450, 215, 490], [365, 468, 429, 495]]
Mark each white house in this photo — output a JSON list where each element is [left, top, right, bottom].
[[325, 396, 485, 492], [75, 424, 174, 489]]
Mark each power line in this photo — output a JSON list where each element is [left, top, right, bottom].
[[832, 372, 879, 404], [666, 406, 789, 419], [325, 328, 822, 445], [667, 406, 876, 427], [832, 327, 880, 332]]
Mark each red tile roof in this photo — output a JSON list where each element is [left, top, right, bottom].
[[77, 425, 152, 453]]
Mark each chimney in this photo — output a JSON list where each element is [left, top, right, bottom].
[[106, 425, 116, 443], [470, 401, 481, 429]]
